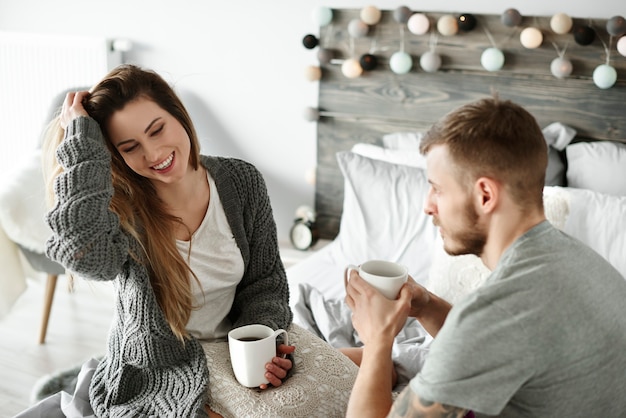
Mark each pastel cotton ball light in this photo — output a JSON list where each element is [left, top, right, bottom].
[[389, 51, 413, 74], [420, 51, 442, 72], [348, 19, 369, 38], [606, 16, 626, 37], [550, 13, 573, 34], [359, 53, 378, 71], [360, 6, 382, 25], [317, 48, 334, 64], [617, 36, 626, 57], [341, 58, 363, 78], [304, 65, 322, 81], [303, 107, 320, 121], [501, 8, 522, 27], [550, 57, 573, 79], [393, 6, 412, 24], [457, 14, 477, 32], [312, 7, 333, 27], [573, 25, 596, 46], [592, 64, 617, 89], [481, 48, 505, 72], [302, 34, 318, 49], [408, 13, 430, 35], [437, 15, 458, 36], [520, 27, 543, 49]]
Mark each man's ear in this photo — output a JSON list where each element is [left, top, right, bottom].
[[473, 177, 499, 215]]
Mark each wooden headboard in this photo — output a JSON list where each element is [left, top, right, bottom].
[[314, 9, 626, 239]]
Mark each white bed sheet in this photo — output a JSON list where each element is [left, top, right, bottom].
[[286, 240, 348, 307]]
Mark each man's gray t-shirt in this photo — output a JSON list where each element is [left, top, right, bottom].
[[410, 221, 626, 417]]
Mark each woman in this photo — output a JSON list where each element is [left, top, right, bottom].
[[40, 64, 293, 417]]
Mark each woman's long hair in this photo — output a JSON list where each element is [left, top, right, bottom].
[[43, 65, 202, 341]]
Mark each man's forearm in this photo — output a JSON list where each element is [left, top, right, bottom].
[[346, 342, 395, 418], [413, 291, 452, 337]]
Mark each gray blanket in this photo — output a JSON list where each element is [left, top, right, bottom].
[[292, 283, 432, 391]]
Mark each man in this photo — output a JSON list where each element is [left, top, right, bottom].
[[345, 96, 626, 417]]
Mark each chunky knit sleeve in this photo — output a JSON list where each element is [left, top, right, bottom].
[[206, 157, 292, 331], [45, 116, 130, 281]]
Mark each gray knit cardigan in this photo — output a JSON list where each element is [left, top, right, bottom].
[[45, 117, 293, 417]]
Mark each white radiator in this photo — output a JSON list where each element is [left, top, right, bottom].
[[0, 31, 124, 175]]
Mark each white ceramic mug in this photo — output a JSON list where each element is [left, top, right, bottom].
[[345, 260, 408, 299], [228, 324, 289, 388]]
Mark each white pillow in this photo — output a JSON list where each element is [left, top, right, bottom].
[[563, 187, 626, 279], [566, 141, 626, 196], [202, 323, 357, 418], [333, 151, 438, 285], [351, 143, 426, 168], [382, 131, 423, 150]]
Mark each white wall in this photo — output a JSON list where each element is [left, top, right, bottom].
[[0, 0, 622, 241]]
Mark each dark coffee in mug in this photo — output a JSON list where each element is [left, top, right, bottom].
[[238, 337, 262, 342]]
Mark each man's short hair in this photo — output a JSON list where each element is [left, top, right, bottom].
[[420, 95, 547, 208]]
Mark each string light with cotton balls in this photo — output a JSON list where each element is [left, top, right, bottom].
[[360, 5, 382, 26], [457, 14, 477, 32], [408, 13, 430, 35], [359, 53, 378, 71], [573, 25, 596, 46], [617, 36, 626, 57], [312, 7, 333, 27], [481, 47, 505, 72], [420, 51, 442, 73], [303, 106, 320, 122], [480, 21, 505, 72], [586, 16, 622, 89], [593, 64, 617, 89], [437, 15, 458, 36], [390, 51, 413, 74], [304, 65, 322, 82], [520, 27, 543, 49], [342, 58, 363, 78], [606, 15, 626, 37], [420, 33, 442, 73], [550, 13, 573, 35], [393, 6, 412, 24], [348, 18, 369, 38], [550, 57, 573, 79], [501, 8, 522, 27], [317, 48, 334, 65], [302, 34, 318, 49], [549, 33, 573, 79]]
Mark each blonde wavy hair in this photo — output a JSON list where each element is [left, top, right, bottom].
[[43, 65, 202, 341]]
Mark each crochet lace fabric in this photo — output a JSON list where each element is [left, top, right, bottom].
[[203, 323, 359, 417]]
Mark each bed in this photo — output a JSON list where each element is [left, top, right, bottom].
[[283, 6, 626, 407]]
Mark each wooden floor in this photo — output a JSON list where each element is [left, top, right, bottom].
[[0, 273, 114, 417]]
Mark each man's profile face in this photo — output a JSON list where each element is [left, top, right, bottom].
[[423, 144, 487, 257]]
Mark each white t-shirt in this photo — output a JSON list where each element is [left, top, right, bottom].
[[177, 172, 244, 341]]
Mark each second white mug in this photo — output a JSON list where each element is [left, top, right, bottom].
[[346, 259, 408, 299]]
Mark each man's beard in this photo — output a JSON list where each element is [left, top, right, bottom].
[[437, 200, 487, 257]]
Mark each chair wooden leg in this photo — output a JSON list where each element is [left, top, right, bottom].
[[39, 274, 58, 344]]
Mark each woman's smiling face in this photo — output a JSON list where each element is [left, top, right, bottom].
[[107, 97, 192, 185]]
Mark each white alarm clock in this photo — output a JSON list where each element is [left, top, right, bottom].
[[289, 206, 319, 251]]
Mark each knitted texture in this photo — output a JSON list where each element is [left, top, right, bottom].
[[45, 117, 292, 417]]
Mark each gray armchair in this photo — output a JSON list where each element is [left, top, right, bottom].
[[2, 87, 87, 344]]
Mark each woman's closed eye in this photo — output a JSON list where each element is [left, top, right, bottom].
[[121, 143, 139, 153], [150, 124, 164, 136]]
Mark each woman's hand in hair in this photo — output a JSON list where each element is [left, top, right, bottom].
[[60, 91, 90, 130]]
